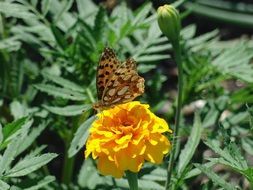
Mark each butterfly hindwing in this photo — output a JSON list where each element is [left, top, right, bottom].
[[94, 47, 145, 110], [102, 58, 144, 106]]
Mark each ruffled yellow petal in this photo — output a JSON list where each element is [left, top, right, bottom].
[[115, 149, 144, 172], [85, 101, 172, 178], [97, 155, 123, 178], [145, 134, 171, 164]]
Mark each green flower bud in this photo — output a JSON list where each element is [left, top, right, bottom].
[[157, 5, 181, 44]]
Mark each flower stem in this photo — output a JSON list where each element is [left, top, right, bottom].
[[126, 171, 138, 190], [165, 40, 183, 189], [61, 117, 80, 184], [62, 145, 75, 184]]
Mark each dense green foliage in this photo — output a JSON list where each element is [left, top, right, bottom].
[[0, 0, 253, 189]]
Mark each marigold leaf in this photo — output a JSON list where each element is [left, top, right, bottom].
[[42, 71, 84, 93], [194, 163, 237, 190], [2, 117, 28, 141], [178, 113, 202, 175], [41, 0, 52, 16], [34, 84, 87, 101], [16, 122, 47, 156], [6, 153, 57, 177], [135, 54, 170, 62], [0, 2, 36, 19], [205, 140, 248, 171], [68, 115, 97, 157], [0, 124, 3, 145], [0, 120, 31, 176], [242, 168, 253, 187], [116, 178, 164, 190], [212, 44, 253, 82], [0, 180, 10, 190], [43, 104, 92, 116], [78, 158, 102, 188], [23, 175, 55, 190], [0, 37, 21, 52], [184, 161, 216, 179], [132, 3, 152, 26]]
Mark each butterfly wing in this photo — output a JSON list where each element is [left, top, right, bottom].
[[96, 47, 120, 100], [101, 58, 145, 106]]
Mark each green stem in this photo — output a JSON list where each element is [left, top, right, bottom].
[[61, 117, 81, 184], [61, 136, 75, 184], [165, 40, 183, 190], [126, 171, 138, 190]]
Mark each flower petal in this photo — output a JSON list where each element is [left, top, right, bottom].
[[145, 134, 171, 164], [97, 155, 124, 178]]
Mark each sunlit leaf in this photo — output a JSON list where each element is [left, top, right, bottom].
[[68, 115, 97, 157], [6, 153, 57, 177], [34, 84, 87, 101], [178, 113, 202, 175], [43, 104, 92, 116], [194, 163, 237, 190]]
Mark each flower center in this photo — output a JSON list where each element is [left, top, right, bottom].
[[122, 120, 132, 126]]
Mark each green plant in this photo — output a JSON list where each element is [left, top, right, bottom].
[[0, 0, 253, 189]]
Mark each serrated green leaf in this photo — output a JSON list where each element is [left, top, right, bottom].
[[141, 168, 166, 181], [43, 104, 92, 116], [41, 0, 52, 16], [184, 161, 216, 179], [76, 0, 98, 23], [31, 0, 38, 7], [1, 119, 33, 150], [0, 37, 21, 52], [194, 163, 237, 190], [25, 145, 47, 159], [78, 158, 101, 188], [93, 6, 106, 41], [135, 54, 170, 62], [0, 180, 10, 190], [50, 24, 67, 49], [116, 178, 164, 190], [10, 100, 27, 120], [145, 44, 172, 54], [53, 0, 74, 25], [3, 117, 28, 142], [24, 175, 55, 190], [9, 185, 21, 190], [205, 140, 248, 171], [42, 71, 84, 93], [0, 122, 30, 176], [181, 24, 196, 40], [68, 115, 97, 157], [6, 153, 57, 177], [221, 111, 248, 129], [0, 2, 36, 19], [132, 3, 152, 26], [178, 113, 202, 175], [138, 64, 156, 73], [0, 123, 3, 145], [242, 138, 253, 156], [34, 84, 87, 101], [188, 29, 218, 48], [242, 168, 253, 188], [16, 122, 47, 156], [212, 44, 253, 82]]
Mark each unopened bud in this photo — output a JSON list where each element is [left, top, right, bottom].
[[157, 5, 181, 44]]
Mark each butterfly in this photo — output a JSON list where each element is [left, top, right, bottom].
[[93, 47, 145, 111]]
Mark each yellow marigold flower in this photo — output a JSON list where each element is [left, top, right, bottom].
[[85, 101, 172, 178]]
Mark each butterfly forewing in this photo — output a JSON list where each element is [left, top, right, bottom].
[[96, 47, 119, 99], [94, 47, 145, 110]]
